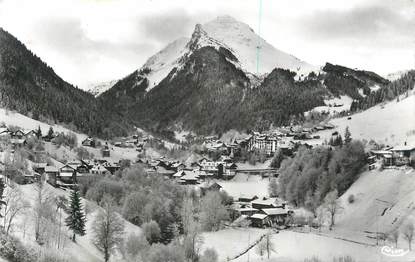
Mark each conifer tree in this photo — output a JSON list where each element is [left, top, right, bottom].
[[344, 127, 352, 144], [36, 125, 42, 139], [47, 127, 54, 139], [65, 187, 86, 242]]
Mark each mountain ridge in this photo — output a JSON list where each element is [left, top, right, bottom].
[[0, 27, 131, 138], [98, 16, 390, 137]]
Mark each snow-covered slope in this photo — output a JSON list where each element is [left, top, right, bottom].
[[139, 37, 189, 91], [338, 168, 415, 235], [202, 15, 316, 77], [0, 107, 88, 144], [307, 95, 354, 115], [316, 91, 415, 146], [385, 70, 410, 81], [11, 183, 142, 262], [87, 80, 118, 97]]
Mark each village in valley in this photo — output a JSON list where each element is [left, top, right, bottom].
[[0, 106, 415, 261], [0, 92, 415, 262], [1, 1, 415, 262]]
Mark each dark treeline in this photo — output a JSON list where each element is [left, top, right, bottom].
[[277, 138, 366, 214], [351, 70, 415, 111]]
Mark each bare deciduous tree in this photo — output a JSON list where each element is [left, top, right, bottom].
[[33, 176, 53, 243], [92, 195, 125, 262], [181, 196, 203, 262], [323, 190, 342, 230], [388, 229, 399, 248], [316, 206, 326, 232], [402, 222, 414, 251], [2, 183, 29, 234], [199, 192, 229, 231]]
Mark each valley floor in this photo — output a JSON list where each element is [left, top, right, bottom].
[[202, 228, 415, 262]]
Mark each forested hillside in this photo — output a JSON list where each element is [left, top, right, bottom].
[[322, 63, 389, 100], [100, 56, 389, 137], [241, 69, 328, 131], [277, 139, 367, 212], [0, 28, 131, 138], [351, 70, 415, 111]]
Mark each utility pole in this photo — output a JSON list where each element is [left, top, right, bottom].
[[256, 0, 263, 74], [247, 230, 250, 262]]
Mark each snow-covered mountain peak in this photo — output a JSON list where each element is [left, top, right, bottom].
[[116, 15, 318, 93], [186, 23, 236, 55], [202, 15, 317, 76]]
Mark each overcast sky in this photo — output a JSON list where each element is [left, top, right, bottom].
[[0, 0, 414, 89]]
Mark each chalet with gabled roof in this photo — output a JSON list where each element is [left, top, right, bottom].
[[45, 166, 59, 186], [391, 143, 415, 166], [91, 164, 110, 176], [59, 164, 77, 184], [82, 137, 96, 147], [10, 130, 25, 139]]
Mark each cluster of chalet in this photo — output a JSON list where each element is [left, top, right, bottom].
[[201, 181, 292, 228], [142, 155, 238, 185], [110, 134, 152, 152], [370, 142, 415, 168], [244, 198, 293, 228], [202, 124, 335, 157], [81, 137, 112, 157], [82, 134, 153, 157], [31, 159, 121, 188], [0, 127, 40, 148]]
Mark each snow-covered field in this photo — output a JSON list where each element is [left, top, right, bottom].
[[337, 168, 415, 235], [218, 174, 270, 199], [202, 167, 415, 262], [202, 228, 412, 262], [308, 95, 354, 115], [316, 92, 415, 146]]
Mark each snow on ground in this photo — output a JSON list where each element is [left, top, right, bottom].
[[337, 168, 415, 235], [87, 80, 118, 97], [9, 183, 141, 262], [0, 107, 87, 145], [307, 95, 354, 116], [202, 228, 411, 262], [217, 173, 270, 199], [236, 160, 271, 170], [385, 70, 410, 81], [174, 130, 191, 142], [43, 141, 141, 163], [316, 93, 415, 146], [370, 84, 381, 92]]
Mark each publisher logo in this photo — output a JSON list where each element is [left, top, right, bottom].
[[381, 246, 409, 257]]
